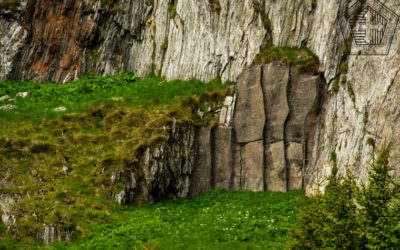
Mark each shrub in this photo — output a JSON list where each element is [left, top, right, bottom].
[[357, 148, 400, 248], [290, 147, 400, 249]]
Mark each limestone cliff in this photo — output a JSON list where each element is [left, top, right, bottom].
[[0, 0, 265, 83], [2, 0, 400, 200]]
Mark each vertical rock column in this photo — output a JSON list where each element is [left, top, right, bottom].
[[262, 63, 290, 192], [233, 64, 266, 192], [285, 70, 321, 190], [190, 127, 213, 194], [262, 64, 321, 192], [213, 127, 234, 190]]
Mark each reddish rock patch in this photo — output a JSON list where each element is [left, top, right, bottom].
[[22, 0, 97, 83]]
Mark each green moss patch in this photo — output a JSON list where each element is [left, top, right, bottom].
[[254, 46, 319, 74]]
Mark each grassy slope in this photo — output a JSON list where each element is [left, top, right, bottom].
[[0, 73, 232, 245], [0, 73, 308, 249], [0, 72, 229, 126]]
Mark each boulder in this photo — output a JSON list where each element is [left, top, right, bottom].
[[0, 104, 17, 110], [16, 92, 30, 98], [54, 106, 67, 112], [0, 95, 11, 101]]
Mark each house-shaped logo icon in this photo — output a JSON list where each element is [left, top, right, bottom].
[[340, 0, 399, 55]]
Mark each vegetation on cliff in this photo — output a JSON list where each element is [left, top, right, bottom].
[[290, 147, 400, 249], [0, 73, 232, 245], [254, 46, 319, 74]]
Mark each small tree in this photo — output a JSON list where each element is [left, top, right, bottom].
[[356, 148, 400, 249], [290, 147, 400, 249]]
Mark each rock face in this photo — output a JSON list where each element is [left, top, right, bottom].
[[0, 0, 265, 83], [190, 63, 322, 195], [112, 122, 197, 205], [2, 0, 400, 225]]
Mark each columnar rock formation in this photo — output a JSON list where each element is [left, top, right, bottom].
[[2, 0, 400, 197], [4, 0, 400, 244], [190, 63, 322, 195]]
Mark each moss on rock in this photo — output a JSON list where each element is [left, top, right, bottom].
[[254, 46, 319, 74]]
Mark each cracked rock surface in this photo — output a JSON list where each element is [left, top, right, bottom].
[[1, 0, 400, 203], [190, 63, 322, 195]]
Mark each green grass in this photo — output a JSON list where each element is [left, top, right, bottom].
[[254, 46, 319, 74], [51, 190, 308, 250], [0, 73, 233, 245], [0, 72, 230, 128]]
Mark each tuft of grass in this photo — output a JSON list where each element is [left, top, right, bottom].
[[347, 82, 355, 102], [366, 137, 375, 147], [262, 14, 273, 47], [338, 61, 348, 75], [331, 78, 340, 93], [99, 0, 119, 12], [254, 46, 319, 74], [168, 4, 177, 19], [161, 40, 168, 50]]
